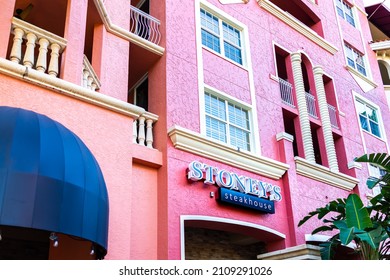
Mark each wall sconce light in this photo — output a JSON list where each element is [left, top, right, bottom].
[[49, 232, 59, 247], [90, 244, 95, 255], [0, 229, 2, 241]]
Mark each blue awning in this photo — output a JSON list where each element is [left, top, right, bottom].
[[0, 106, 109, 257]]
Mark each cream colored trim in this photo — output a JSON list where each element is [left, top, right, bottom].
[[181, 215, 285, 260], [348, 161, 362, 170], [0, 58, 146, 119], [257, 0, 338, 55], [370, 40, 390, 51], [276, 132, 294, 142], [295, 156, 359, 191], [345, 65, 378, 89], [257, 244, 321, 260], [219, 0, 249, 4], [355, 4, 368, 16], [93, 0, 164, 56], [168, 125, 290, 179]]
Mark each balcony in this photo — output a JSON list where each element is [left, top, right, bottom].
[[130, 6, 161, 46], [305, 91, 318, 119], [133, 112, 159, 149], [9, 17, 67, 77], [327, 104, 339, 129], [279, 78, 295, 108]]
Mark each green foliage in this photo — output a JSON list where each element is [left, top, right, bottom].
[[299, 153, 390, 260]]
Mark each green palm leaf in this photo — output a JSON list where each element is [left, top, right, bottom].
[[345, 194, 372, 230]]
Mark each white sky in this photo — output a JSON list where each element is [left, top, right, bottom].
[[363, 0, 390, 8]]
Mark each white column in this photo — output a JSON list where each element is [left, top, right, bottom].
[[10, 27, 24, 63], [137, 116, 146, 146], [23, 32, 37, 67], [145, 118, 154, 148], [48, 43, 61, 77], [133, 119, 138, 144], [313, 66, 339, 172], [36, 38, 50, 73], [291, 52, 315, 163]]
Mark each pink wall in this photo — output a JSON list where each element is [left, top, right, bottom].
[[163, 0, 390, 259]]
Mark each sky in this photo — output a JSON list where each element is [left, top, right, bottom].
[[363, 0, 390, 8]]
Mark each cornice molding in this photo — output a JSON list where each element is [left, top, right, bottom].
[[168, 125, 290, 180], [0, 58, 146, 119], [257, 0, 338, 55], [295, 156, 359, 191]]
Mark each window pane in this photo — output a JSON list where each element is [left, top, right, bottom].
[[200, 9, 219, 34], [205, 93, 226, 120], [206, 116, 227, 142], [230, 126, 250, 151], [345, 13, 355, 26], [370, 121, 381, 137], [356, 101, 366, 115], [359, 115, 369, 131], [228, 103, 249, 129], [222, 23, 241, 47], [201, 30, 221, 53], [224, 42, 242, 64], [368, 107, 378, 122]]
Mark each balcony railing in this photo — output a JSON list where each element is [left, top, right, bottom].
[[279, 78, 295, 108], [327, 104, 339, 128], [9, 17, 67, 77], [305, 91, 318, 119], [130, 6, 161, 45], [133, 112, 158, 148], [82, 55, 101, 91]]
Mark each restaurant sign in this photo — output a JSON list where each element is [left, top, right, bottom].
[[187, 160, 281, 214]]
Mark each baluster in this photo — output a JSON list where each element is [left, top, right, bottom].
[[82, 67, 89, 88], [87, 76, 93, 90], [91, 82, 97, 91], [10, 28, 24, 64], [36, 38, 49, 73], [145, 119, 154, 148], [138, 116, 146, 146], [133, 119, 138, 144], [48, 43, 61, 77], [23, 32, 37, 68]]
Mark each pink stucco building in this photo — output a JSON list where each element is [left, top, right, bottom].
[[0, 0, 388, 260]]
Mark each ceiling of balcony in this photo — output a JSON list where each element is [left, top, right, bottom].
[[366, 3, 390, 39]]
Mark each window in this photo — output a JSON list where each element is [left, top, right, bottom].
[[200, 8, 243, 65], [344, 44, 366, 76], [368, 164, 386, 195], [356, 99, 381, 138], [205, 92, 251, 151], [336, 0, 355, 27]]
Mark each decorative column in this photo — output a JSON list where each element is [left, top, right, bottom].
[[313, 66, 339, 172], [290, 52, 315, 163]]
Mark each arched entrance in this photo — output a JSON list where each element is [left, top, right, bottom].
[[0, 107, 109, 259], [181, 216, 285, 260]]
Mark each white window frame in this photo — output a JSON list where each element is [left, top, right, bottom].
[[199, 3, 246, 67], [335, 0, 355, 27], [344, 43, 367, 77], [368, 163, 386, 196], [203, 86, 253, 151], [354, 96, 383, 139]]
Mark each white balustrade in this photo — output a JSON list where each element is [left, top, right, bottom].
[[327, 104, 339, 128], [279, 78, 295, 108], [305, 91, 318, 119], [130, 6, 161, 45], [82, 55, 101, 91], [9, 17, 67, 77], [133, 112, 158, 148]]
